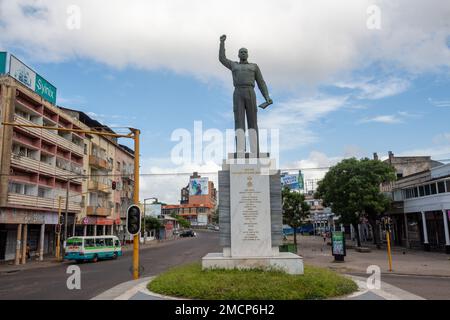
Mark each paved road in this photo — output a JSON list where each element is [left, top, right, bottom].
[[2, 231, 449, 300], [349, 272, 450, 300], [0, 231, 221, 300]]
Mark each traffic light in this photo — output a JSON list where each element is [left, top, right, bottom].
[[126, 205, 141, 235], [112, 181, 116, 190]]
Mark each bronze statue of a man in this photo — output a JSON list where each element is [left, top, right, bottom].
[[219, 34, 272, 156]]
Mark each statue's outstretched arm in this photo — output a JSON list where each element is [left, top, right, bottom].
[[219, 35, 232, 70]]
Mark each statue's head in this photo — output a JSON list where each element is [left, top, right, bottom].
[[238, 48, 248, 61]]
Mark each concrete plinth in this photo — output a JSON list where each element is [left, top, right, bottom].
[[202, 252, 304, 275]]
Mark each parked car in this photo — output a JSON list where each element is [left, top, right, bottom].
[[179, 230, 197, 237], [207, 224, 220, 231]]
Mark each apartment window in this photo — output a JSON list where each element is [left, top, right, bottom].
[[430, 183, 437, 195], [40, 154, 53, 165], [84, 143, 88, 155], [413, 187, 419, 198], [438, 181, 446, 194], [419, 185, 425, 197], [424, 184, 431, 196], [117, 161, 121, 171], [9, 182, 23, 194], [446, 180, 450, 193]]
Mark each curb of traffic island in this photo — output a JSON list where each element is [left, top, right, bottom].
[[138, 278, 187, 300], [332, 275, 425, 300], [92, 276, 187, 300]]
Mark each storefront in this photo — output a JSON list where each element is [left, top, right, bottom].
[[0, 209, 58, 261]]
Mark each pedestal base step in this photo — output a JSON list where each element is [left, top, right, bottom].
[[201, 252, 304, 275]]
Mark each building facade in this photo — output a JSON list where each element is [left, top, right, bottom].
[[58, 108, 135, 239], [393, 164, 450, 253], [377, 151, 444, 248], [0, 76, 85, 262], [0, 75, 135, 263], [162, 172, 217, 226]]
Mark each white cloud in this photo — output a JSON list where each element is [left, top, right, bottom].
[[359, 114, 403, 124], [358, 111, 422, 124], [428, 98, 450, 108], [432, 133, 450, 145], [335, 77, 411, 99], [139, 157, 220, 203], [259, 95, 348, 150], [0, 0, 448, 89]]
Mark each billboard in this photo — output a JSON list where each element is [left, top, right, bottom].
[[0, 52, 6, 74], [145, 203, 162, 217], [189, 177, 209, 196], [281, 171, 304, 190], [9, 55, 57, 104]]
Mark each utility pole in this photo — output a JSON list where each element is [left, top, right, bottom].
[[143, 197, 158, 245], [56, 196, 62, 261], [64, 180, 70, 241]]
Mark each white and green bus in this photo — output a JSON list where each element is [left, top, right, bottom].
[[64, 236, 122, 263]]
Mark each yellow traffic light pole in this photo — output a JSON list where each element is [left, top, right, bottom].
[[132, 129, 140, 280], [2, 122, 141, 279]]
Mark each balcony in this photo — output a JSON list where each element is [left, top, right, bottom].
[[14, 115, 85, 156], [86, 206, 112, 217], [89, 155, 112, 171], [7, 193, 81, 211], [88, 180, 111, 193]]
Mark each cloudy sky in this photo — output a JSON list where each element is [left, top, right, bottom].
[[1, 0, 449, 203]]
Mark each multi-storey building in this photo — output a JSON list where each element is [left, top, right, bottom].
[[162, 172, 217, 226], [0, 74, 135, 263], [0, 76, 86, 262], [59, 108, 135, 239], [392, 163, 450, 253]]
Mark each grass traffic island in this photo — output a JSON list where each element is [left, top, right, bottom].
[[147, 263, 357, 300]]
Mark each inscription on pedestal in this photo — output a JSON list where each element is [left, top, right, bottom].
[[230, 165, 272, 257]]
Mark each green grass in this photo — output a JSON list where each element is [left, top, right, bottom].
[[148, 263, 357, 300]]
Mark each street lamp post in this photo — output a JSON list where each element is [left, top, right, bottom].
[[143, 197, 158, 243]]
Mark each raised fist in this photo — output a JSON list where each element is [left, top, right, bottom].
[[220, 35, 227, 42]]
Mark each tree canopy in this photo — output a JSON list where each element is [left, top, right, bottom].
[[316, 158, 396, 246], [282, 187, 310, 245]]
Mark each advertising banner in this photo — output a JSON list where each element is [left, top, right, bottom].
[[10, 55, 35, 90], [281, 171, 304, 191], [189, 177, 209, 196], [0, 52, 6, 74], [35, 73, 57, 104], [9, 55, 57, 104], [331, 231, 346, 257]]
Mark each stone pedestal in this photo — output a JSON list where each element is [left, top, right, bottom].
[[202, 153, 304, 275]]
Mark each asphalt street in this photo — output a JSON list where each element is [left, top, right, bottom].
[[1, 230, 449, 300], [0, 231, 221, 300], [349, 272, 450, 300]]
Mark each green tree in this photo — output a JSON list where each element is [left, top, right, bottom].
[[145, 216, 162, 233], [282, 187, 310, 246], [211, 208, 219, 224], [316, 158, 395, 248], [170, 213, 191, 229]]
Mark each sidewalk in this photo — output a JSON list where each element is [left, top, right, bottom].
[[296, 235, 450, 277], [0, 237, 181, 274]]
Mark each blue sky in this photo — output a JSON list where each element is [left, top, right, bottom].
[[1, 0, 449, 202]]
